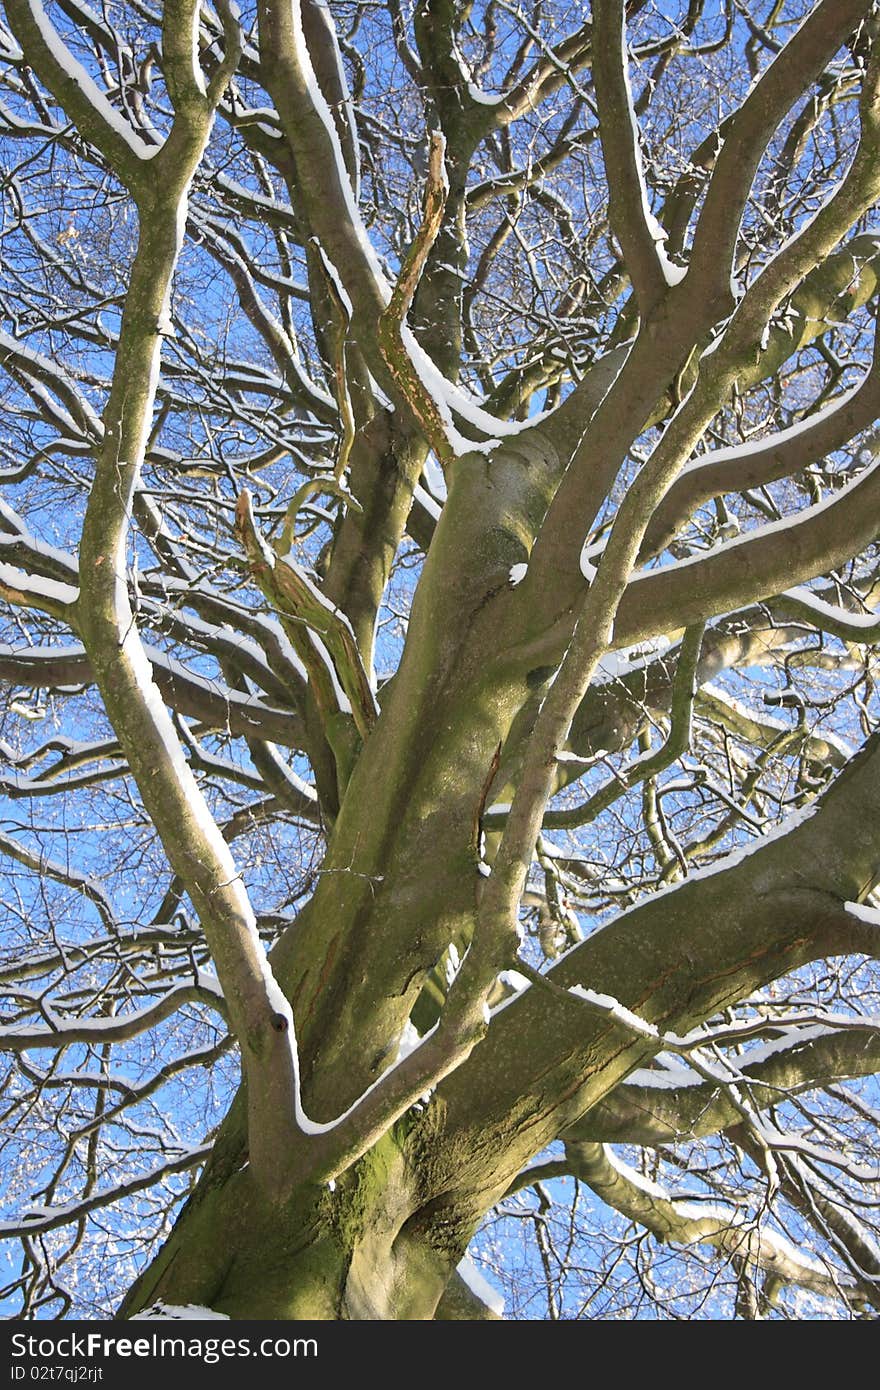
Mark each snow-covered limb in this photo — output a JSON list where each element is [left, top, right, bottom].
[[136, 592, 305, 707], [0, 922, 209, 987], [775, 586, 880, 643], [0, 981, 228, 1051], [47, 21, 315, 1201], [0, 1145, 212, 1240], [746, 1144, 880, 1308], [490, 9, 593, 129], [256, 0, 389, 328], [498, 624, 703, 834], [846, 900, 880, 927], [0, 327, 104, 441], [0, 497, 79, 584], [191, 212, 335, 421], [696, 681, 852, 770], [515, 16, 880, 650], [501, 959, 880, 1067], [0, 640, 307, 749], [0, 561, 77, 618], [569, 1022, 880, 1149], [615, 446, 880, 652], [377, 131, 461, 466], [145, 572, 311, 692], [592, 0, 684, 312], [641, 313, 880, 560], [559, 1138, 851, 1308], [686, 0, 872, 306], [3, 0, 158, 191]]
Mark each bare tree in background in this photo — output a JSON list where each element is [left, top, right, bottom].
[[1, 0, 879, 1320]]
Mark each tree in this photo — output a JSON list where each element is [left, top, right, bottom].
[[1, 0, 879, 1321]]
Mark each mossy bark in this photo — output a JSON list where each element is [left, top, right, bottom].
[[120, 1122, 471, 1321]]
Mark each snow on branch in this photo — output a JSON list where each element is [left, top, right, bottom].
[[592, 0, 683, 311], [0, 1145, 212, 1239], [561, 1138, 851, 1307], [0, 561, 77, 618], [0, 981, 228, 1051], [776, 586, 880, 643], [688, 0, 873, 302], [4, 0, 159, 189]]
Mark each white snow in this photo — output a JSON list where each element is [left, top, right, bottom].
[[186, 0, 207, 97], [311, 238, 354, 318], [0, 562, 78, 608], [401, 325, 497, 457], [258, 741, 317, 803], [784, 585, 879, 633], [456, 1255, 505, 1315], [395, 1018, 422, 1064], [700, 681, 788, 733], [580, 547, 597, 582], [131, 1304, 229, 1320], [623, 1055, 704, 1090], [9, 701, 46, 721], [195, 969, 224, 999], [568, 985, 659, 1040], [413, 483, 442, 521], [288, 1015, 440, 1138], [499, 969, 531, 993], [466, 80, 505, 106], [508, 562, 528, 586], [422, 450, 447, 500], [448, 35, 505, 109], [846, 900, 880, 927], [445, 941, 461, 985], [660, 257, 688, 288], [593, 635, 672, 685], [306, 630, 353, 715]]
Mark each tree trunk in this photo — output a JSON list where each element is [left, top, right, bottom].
[[120, 1116, 470, 1320], [118, 734, 880, 1320]]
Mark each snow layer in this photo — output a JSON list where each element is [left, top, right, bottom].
[[456, 1255, 505, 1315], [131, 1304, 230, 1320]]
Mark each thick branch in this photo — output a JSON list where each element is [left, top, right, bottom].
[[561, 1138, 851, 1304], [592, 0, 668, 313]]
